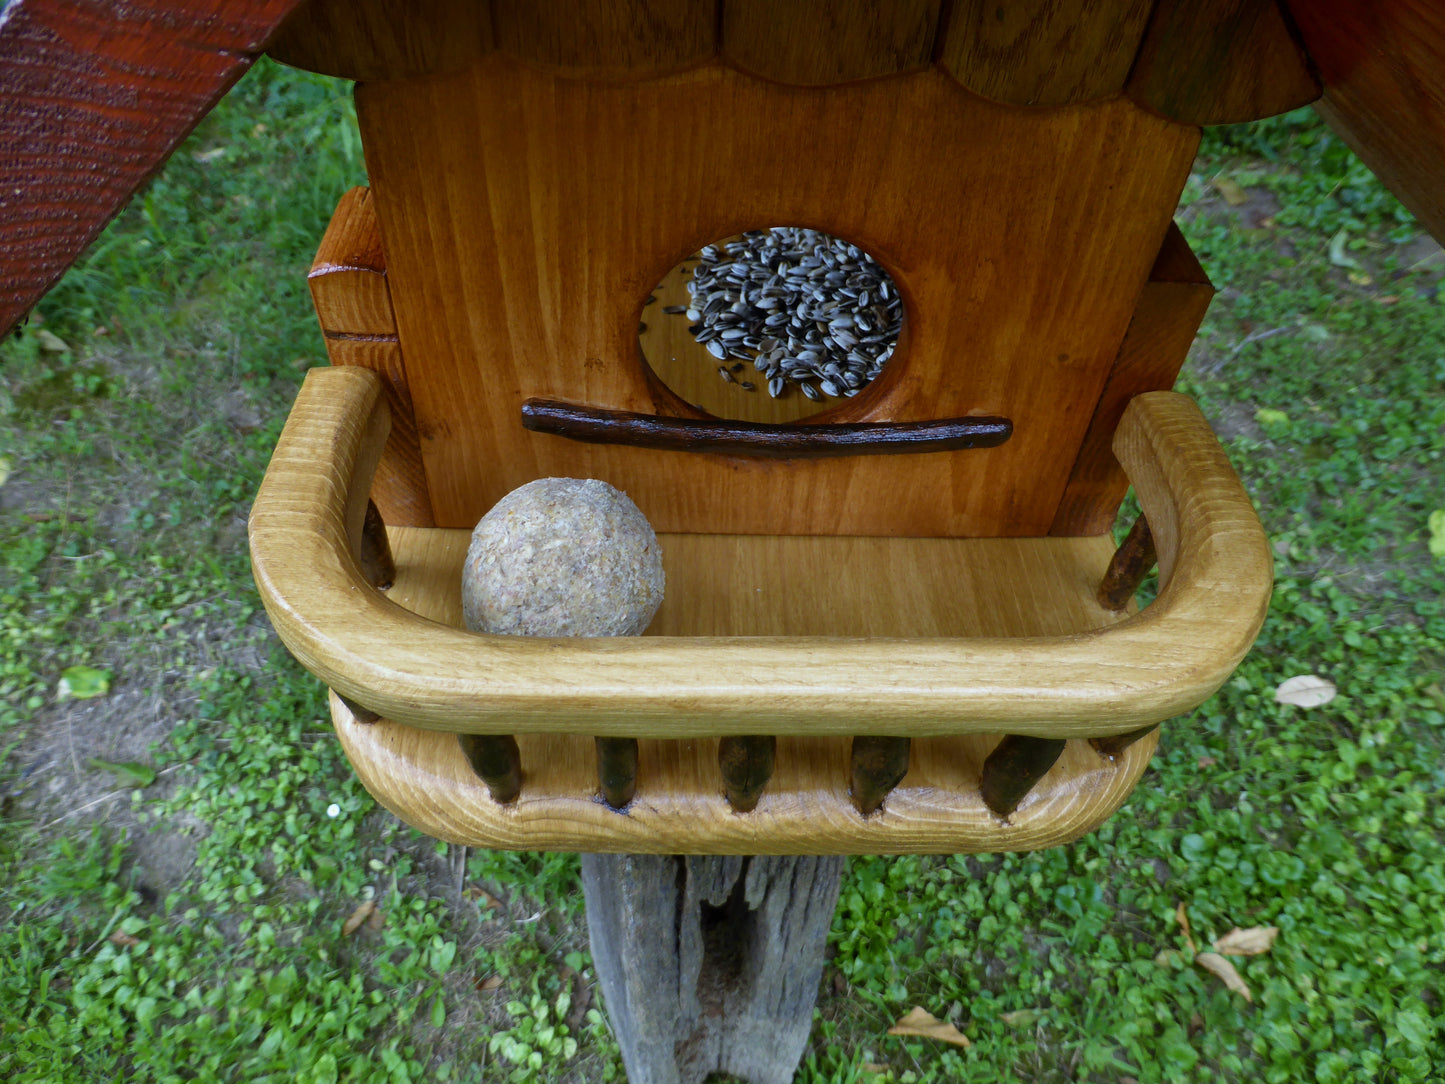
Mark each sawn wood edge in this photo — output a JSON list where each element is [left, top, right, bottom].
[[248, 367, 1272, 739]]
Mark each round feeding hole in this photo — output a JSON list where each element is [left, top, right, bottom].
[[640, 228, 903, 423]]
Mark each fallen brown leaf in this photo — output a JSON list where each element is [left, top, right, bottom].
[[1213, 177, 1249, 206], [1275, 674, 1337, 708], [1176, 902, 1197, 953], [888, 1007, 972, 1048], [1000, 1009, 1043, 1028], [475, 974, 503, 992], [342, 899, 376, 937], [1213, 926, 1279, 956], [1195, 951, 1253, 1002]]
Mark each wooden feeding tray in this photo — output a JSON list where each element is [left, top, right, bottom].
[[250, 366, 1270, 854], [238, 7, 1293, 856]]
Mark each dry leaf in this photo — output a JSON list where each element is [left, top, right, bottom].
[[1275, 675, 1337, 709], [1212, 177, 1249, 206], [1176, 902, 1196, 953], [888, 1007, 972, 1049], [342, 899, 376, 937], [36, 329, 70, 353], [1213, 926, 1279, 956], [475, 974, 503, 992], [1001, 1009, 1043, 1028], [1195, 951, 1253, 1002]]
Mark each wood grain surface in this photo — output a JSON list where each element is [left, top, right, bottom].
[[308, 187, 433, 526], [1288, 0, 1445, 245], [357, 57, 1197, 536], [332, 696, 1158, 855], [939, 0, 1154, 107], [1127, 0, 1321, 124], [0, 0, 302, 337], [265, 0, 493, 82], [493, 0, 716, 76], [249, 367, 1272, 738], [1051, 223, 1214, 535], [721, 0, 939, 85]]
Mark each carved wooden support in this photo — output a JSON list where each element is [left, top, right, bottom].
[[521, 399, 1012, 459], [457, 734, 523, 805], [718, 735, 775, 813], [358, 498, 396, 590], [850, 736, 911, 815], [1099, 514, 1158, 611], [596, 737, 639, 809], [1091, 724, 1160, 760], [980, 735, 1068, 817]]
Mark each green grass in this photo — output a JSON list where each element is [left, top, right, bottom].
[[1, 60, 1442, 1084]]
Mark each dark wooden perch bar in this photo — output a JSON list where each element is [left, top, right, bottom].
[[521, 399, 1012, 458], [1098, 514, 1157, 611], [718, 735, 776, 812], [850, 736, 911, 815], [458, 734, 523, 804], [980, 736, 1068, 818]]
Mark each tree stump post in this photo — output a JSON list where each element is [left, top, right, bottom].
[[581, 853, 846, 1084]]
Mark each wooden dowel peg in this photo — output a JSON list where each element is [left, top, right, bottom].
[[596, 737, 638, 809], [980, 736, 1067, 818], [360, 498, 396, 590], [718, 735, 776, 812], [458, 734, 522, 804], [336, 692, 381, 724], [1098, 514, 1157, 611], [521, 398, 1012, 459], [850, 736, 910, 816], [1090, 724, 1159, 761]]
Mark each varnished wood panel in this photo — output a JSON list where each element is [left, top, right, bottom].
[[248, 368, 1272, 738], [332, 691, 1159, 855], [492, 0, 716, 76], [0, 0, 302, 337], [357, 58, 1199, 535], [265, 0, 492, 82], [309, 187, 433, 527], [379, 526, 1129, 640], [1288, 0, 1445, 245], [1128, 0, 1321, 124], [939, 0, 1153, 107], [721, 0, 939, 86], [1051, 223, 1214, 535]]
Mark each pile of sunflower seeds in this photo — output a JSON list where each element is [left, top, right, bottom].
[[664, 227, 902, 401]]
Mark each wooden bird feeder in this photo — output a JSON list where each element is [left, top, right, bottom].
[[241, 0, 1314, 854], [6, 0, 1443, 1080]]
